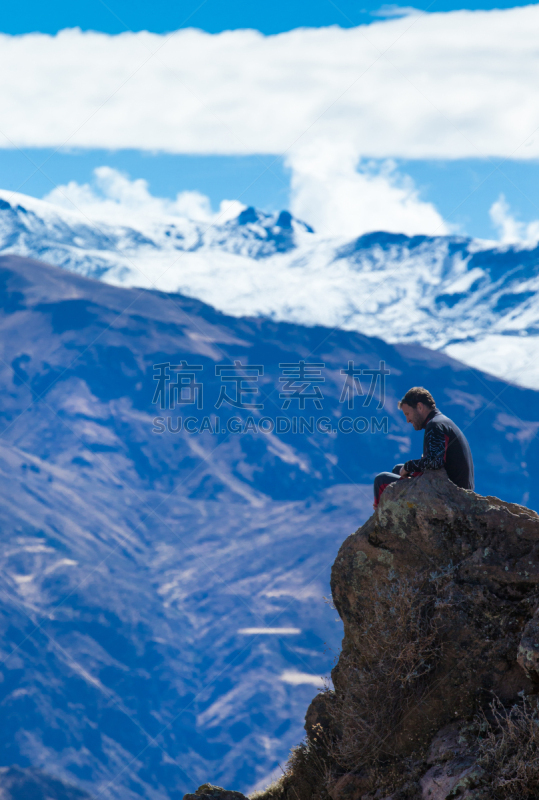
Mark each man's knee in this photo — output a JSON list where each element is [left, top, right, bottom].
[[392, 463, 404, 475], [374, 471, 400, 489], [373, 471, 400, 506]]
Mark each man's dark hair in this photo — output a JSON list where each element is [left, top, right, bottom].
[[398, 387, 436, 410]]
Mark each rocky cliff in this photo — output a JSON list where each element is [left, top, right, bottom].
[[188, 471, 539, 799]]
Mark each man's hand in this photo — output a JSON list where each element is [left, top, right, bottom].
[[400, 466, 409, 477]]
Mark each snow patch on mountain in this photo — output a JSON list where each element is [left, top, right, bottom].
[[1, 189, 539, 389]]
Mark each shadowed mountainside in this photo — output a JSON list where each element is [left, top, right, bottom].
[[0, 254, 538, 799]]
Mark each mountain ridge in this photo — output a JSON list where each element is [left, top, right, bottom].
[[1, 189, 539, 390]]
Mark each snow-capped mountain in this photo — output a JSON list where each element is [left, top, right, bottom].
[[0, 253, 538, 800], [1, 190, 539, 390]]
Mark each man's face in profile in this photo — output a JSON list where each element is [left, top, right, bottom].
[[401, 402, 429, 430]]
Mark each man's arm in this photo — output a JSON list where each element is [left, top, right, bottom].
[[403, 425, 447, 474]]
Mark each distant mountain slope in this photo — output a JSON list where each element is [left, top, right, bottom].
[[1, 191, 539, 389], [0, 254, 538, 800], [0, 767, 91, 800]]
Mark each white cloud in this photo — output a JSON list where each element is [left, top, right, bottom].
[[288, 145, 448, 236], [280, 670, 326, 687], [44, 166, 244, 226], [4, 10, 539, 237], [489, 194, 539, 245], [237, 628, 301, 635], [1, 12, 539, 159]]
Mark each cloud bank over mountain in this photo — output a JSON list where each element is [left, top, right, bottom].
[[44, 167, 245, 227], [287, 147, 448, 238], [43, 166, 539, 245], [43, 164, 447, 239], [2, 6, 539, 236], [490, 193, 539, 245]]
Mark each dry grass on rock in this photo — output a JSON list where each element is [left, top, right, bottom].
[[252, 572, 459, 800], [327, 571, 456, 773], [250, 739, 332, 800], [476, 696, 539, 798]]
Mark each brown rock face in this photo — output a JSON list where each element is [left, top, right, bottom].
[[328, 469, 539, 760], [327, 771, 372, 800], [188, 473, 539, 800], [418, 723, 482, 800], [518, 607, 539, 678]]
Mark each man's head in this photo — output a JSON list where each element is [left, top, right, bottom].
[[398, 387, 436, 430]]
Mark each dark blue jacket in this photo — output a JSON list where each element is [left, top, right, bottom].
[[404, 408, 474, 490]]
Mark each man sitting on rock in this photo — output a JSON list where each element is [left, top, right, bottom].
[[373, 386, 474, 508]]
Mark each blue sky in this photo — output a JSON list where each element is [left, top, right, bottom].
[[1, 1, 539, 240], [2, 0, 533, 35]]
